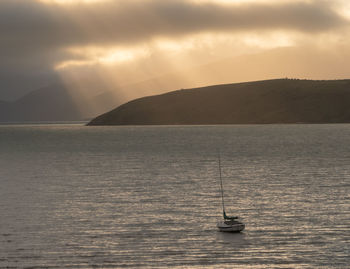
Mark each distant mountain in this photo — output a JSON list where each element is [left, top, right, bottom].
[[0, 84, 82, 122], [0, 100, 9, 108], [0, 100, 10, 118], [88, 79, 350, 125], [0, 84, 119, 123]]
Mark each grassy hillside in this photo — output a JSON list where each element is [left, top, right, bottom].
[[88, 79, 350, 125]]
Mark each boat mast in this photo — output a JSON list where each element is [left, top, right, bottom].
[[218, 152, 226, 217]]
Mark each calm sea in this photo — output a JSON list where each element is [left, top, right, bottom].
[[0, 124, 349, 268]]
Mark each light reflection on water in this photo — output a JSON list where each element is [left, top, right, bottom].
[[0, 124, 349, 268]]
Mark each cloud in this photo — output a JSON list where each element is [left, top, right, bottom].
[[1, 0, 347, 49], [0, 0, 349, 99]]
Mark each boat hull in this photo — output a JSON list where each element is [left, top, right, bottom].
[[217, 222, 245, 233]]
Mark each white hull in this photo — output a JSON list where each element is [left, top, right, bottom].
[[217, 222, 245, 233]]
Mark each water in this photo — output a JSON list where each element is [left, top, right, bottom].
[[0, 124, 349, 268]]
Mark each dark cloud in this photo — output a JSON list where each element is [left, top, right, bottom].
[[1, 0, 347, 49], [0, 0, 348, 99]]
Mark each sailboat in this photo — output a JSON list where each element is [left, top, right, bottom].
[[216, 154, 245, 233]]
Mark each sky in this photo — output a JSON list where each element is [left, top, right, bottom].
[[1, 0, 350, 102]]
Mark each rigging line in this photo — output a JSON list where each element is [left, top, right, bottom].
[[218, 151, 225, 215]]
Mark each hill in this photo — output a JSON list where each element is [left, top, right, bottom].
[[87, 79, 350, 125]]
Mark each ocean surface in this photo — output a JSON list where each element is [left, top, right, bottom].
[[0, 124, 349, 268]]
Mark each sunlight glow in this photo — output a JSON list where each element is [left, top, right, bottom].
[[56, 32, 295, 70], [335, 0, 350, 20], [39, 0, 313, 6], [55, 60, 95, 69], [38, 0, 110, 4], [155, 32, 294, 56], [191, 0, 301, 4], [242, 33, 294, 49], [55, 46, 150, 70], [100, 50, 144, 64]]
